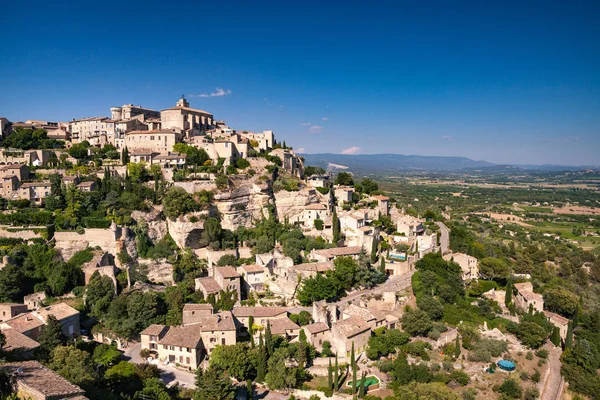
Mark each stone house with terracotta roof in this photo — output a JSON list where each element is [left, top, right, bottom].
[[237, 264, 266, 294], [310, 246, 362, 262], [1, 361, 87, 400], [331, 316, 371, 357], [303, 322, 330, 351], [513, 282, 544, 313]]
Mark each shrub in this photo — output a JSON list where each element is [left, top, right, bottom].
[[449, 370, 470, 386], [524, 387, 540, 400], [535, 348, 548, 359], [526, 351, 533, 360], [236, 158, 250, 169], [497, 378, 522, 399], [314, 219, 324, 231], [140, 348, 151, 359]]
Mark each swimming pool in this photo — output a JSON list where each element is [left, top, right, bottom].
[[497, 360, 516, 371], [347, 376, 380, 388]]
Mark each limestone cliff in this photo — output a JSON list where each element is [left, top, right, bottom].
[[213, 175, 273, 231], [273, 187, 326, 222], [166, 211, 209, 249]]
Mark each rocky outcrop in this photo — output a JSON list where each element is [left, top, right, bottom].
[[273, 187, 325, 222], [132, 208, 167, 244], [139, 258, 174, 285], [213, 175, 272, 231], [166, 211, 208, 249]]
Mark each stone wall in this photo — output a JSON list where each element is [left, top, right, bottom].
[[174, 181, 217, 194], [0, 226, 43, 240]]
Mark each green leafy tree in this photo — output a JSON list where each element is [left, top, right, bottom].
[[402, 309, 433, 337], [209, 343, 257, 381], [0, 264, 25, 302], [265, 348, 297, 390], [162, 187, 199, 220], [334, 172, 354, 186], [479, 257, 510, 281], [50, 346, 97, 386], [417, 295, 444, 320], [498, 377, 522, 399], [93, 344, 122, 367], [544, 288, 579, 318], [85, 271, 115, 317], [134, 378, 171, 400]]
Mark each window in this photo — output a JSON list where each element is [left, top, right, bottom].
[[186, 357, 190, 364], [150, 343, 157, 350], [163, 345, 167, 349], [221, 338, 226, 345], [210, 337, 216, 343], [179, 356, 183, 363], [151, 136, 155, 140]]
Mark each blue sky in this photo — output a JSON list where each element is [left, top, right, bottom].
[[1, 0, 599, 165]]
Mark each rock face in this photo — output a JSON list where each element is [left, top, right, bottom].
[[167, 212, 208, 249], [214, 175, 272, 231], [273, 187, 325, 221], [132, 208, 167, 244], [139, 258, 174, 285]]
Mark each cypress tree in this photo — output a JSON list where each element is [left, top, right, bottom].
[[122, 146, 129, 164], [370, 235, 378, 263], [455, 334, 461, 358], [328, 358, 333, 390], [332, 208, 340, 244], [565, 321, 573, 349], [265, 321, 273, 358], [551, 326, 561, 347], [379, 256, 386, 274], [573, 303, 580, 328], [528, 303, 534, 315], [505, 281, 512, 307], [351, 342, 357, 394], [359, 371, 367, 398], [257, 334, 266, 382], [334, 354, 339, 391]]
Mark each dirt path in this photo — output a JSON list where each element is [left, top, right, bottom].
[[540, 344, 563, 400]]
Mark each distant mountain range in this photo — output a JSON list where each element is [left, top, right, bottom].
[[300, 153, 597, 174]]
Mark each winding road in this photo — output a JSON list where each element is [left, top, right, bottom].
[[435, 221, 450, 254]]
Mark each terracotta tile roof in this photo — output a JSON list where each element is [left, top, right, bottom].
[[34, 303, 79, 322], [305, 203, 328, 210], [183, 304, 213, 312], [334, 316, 370, 338], [159, 324, 203, 348], [269, 317, 300, 335], [215, 266, 240, 279], [161, 106, 213, 115], [77, 181, 96, 188], [303, 322, 329, 334], [372, 195, 389, 201], [129, 149, 158, 156], [196, 277, 222, 294], [3, 313, 43, 333], [1, 361, 86, 398], [232, 307, 288, 318], [291, 262, 334, 273], [1, 328, 40, 352], [543, 311, 569, 326], [343, 304, 376, 322], [140, 324, 168, 336], [126, 129, 179, 136], [192, 311, 236, 331], [20, 181, 51, 189], [313, 246, 362, 258], [239, 264, 264, 274]]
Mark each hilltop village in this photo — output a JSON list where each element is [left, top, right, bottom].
[[0, 99, 596, 400]]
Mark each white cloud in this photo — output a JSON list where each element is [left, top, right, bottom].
[[341, 146, 361, 155], [297, 148, 306, 153], [321, 117, 328, 121], [440, 135, 454, 141], [299, 122, 311, 126], [308, 125, 322, 134], [189, 88, 232, 98]]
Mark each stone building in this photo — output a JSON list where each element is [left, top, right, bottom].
[[160, 97, 214, 136], [443, 252, 479, 281], [513, 282, 544, 313], [0, 303, 28, 322], [110, 104, 160, 121], [69, 116, 114, 145], [331, 316, 371, 356], [124, 129, 181, 155], [1, 361, 87, 400]]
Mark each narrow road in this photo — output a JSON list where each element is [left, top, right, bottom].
[[435, 221, 450, 254], [540, 344, 563, 400]]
